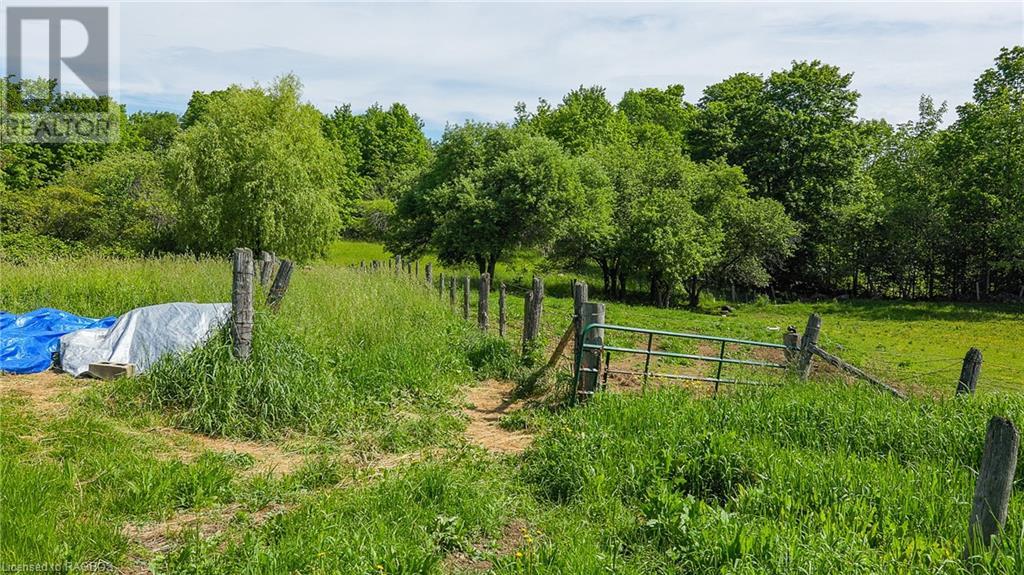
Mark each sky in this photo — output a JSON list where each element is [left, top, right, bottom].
[[7, 1, 1024, 139]]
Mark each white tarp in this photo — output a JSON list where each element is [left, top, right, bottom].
[[60, 302, 231, 377]]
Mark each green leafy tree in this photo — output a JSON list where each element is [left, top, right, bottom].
[[391, 123, 585, 276], [126, 111, 180, 152], [936, 46, 1024, 298], [167, 75, 346, 260]]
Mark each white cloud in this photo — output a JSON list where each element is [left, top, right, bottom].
[[105, 1, 1024, 136]]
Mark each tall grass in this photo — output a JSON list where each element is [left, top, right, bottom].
[[518, 383, 1024, 573], [0, 257, 507, 445]]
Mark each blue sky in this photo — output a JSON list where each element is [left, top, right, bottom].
[[10, 1, 1024, 139]]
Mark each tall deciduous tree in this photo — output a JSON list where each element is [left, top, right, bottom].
[[167, 75, 347, 260], [390, 123, 585, 276]]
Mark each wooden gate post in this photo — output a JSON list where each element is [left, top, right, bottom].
[[231, 248, 254, 359], [783, 328, 800, 367], [266, 260, 294, 312], [578, 301, 606, 399], [573, 281, 589, 361], [797, 313, 822, 379], [521, 291, 535, 354], [956, 348, 983, 395], [478, 273, 490, 331], [462, 277, 470, 320], [498, 283, 507, 338], [966, 416, 1019, 557]]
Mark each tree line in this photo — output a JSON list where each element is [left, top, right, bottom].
[[1, 46, 1020, 306]]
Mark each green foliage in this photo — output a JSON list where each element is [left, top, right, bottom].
[[167, 75, 346, 260], [391, 123, 586, 275]]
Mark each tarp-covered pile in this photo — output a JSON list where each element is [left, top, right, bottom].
[[1, 303, 230, 376], [0, 309, 116, 374]]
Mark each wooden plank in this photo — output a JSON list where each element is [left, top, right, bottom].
[[810, 344, 907, 399]]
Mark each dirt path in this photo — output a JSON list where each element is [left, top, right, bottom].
[[462, 379, 532, 454], [0, 372, 306, 476]]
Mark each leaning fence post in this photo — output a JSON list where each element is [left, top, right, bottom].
[[578, 301, 606, 400], [956, 348, 983, 395], [231, 248, 254, 360], [266, 260, 294, 312], [965, 416, 1019, 558], [462, 277, 471, 321], [258, 251, 275, 287], [478, 273, 490, 331], [797, 313, 821, 379], [522, 291, 535, 354], [499, 283, 507, 338], [425, 263, 433, 285]]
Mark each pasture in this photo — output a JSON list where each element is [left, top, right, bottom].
[[1, 251, 1022, 573]]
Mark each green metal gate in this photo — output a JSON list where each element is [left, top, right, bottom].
[[573, 323, 791, 401]]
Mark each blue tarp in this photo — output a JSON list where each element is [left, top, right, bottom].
[[0, 308, 116, 374]]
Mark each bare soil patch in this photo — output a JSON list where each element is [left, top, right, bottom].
[[463, 380, 532, 454], [0, 371, 87, 413]]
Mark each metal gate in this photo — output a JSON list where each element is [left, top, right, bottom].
[[572, 323, 791, 400]]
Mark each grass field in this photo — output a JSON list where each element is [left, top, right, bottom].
[[1, 249, 1023, 573]]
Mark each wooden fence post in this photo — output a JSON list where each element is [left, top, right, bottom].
[[439, 272, 445, 299], [578, 301, 606, 399], [359, 260, 365, 271], [522, 291, 535, 354], [797, 313, 822, 379], [478, 273, 490, 331], [449, 277, 456, 308], [266, 259, 294, 312], [415, 260, 419, 279], [231, 248, 254, 360], [573, 281, 589, 362], [462, 277, 471, 321], [395, 255, 401, 275], [528, 276, 544, 342], [966, 416, 1019, 556], [425, 263, 433, 285], [783, 328, 800, 366], [258, 251, 275, 287], [499, 283, 507, 338], [956, 348, 983, 395]]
